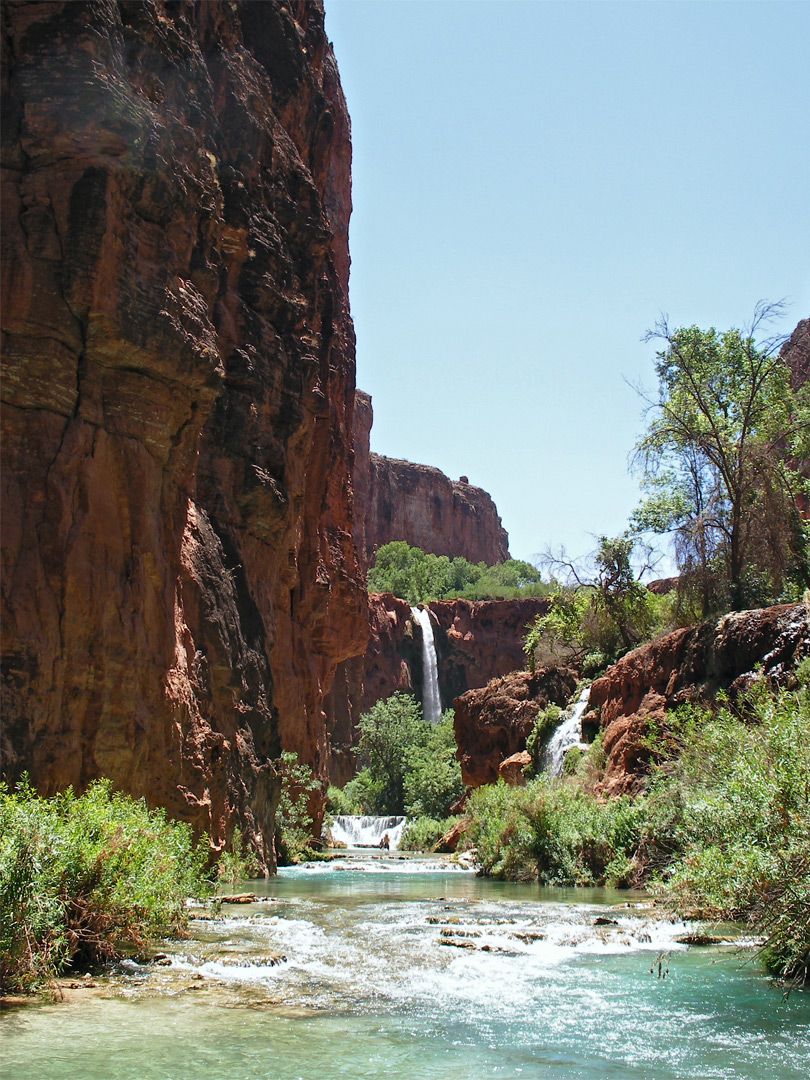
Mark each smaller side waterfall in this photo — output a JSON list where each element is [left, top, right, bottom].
[[410, 606, 442, 724], [328, 815, 407, 850], [543, 686, 591, 776]]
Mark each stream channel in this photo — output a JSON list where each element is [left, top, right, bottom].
[[2, 853, 809, 1080]]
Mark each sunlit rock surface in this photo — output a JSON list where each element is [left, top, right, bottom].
[[1, 0, 366, 868], [453, 667, 579, 789], [589, 603, 810, 797], [326, 595, 551, 785]]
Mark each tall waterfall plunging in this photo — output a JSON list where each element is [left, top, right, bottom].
[[543, 686, 591, 775], [411, 606, 442, 724]]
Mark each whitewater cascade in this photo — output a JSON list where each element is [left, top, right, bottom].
[[543, 686, 592, 776], [411, 606, 442, 724], [328, 815, 407, 850]]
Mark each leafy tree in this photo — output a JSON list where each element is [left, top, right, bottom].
[[403, 710, 465, 818], [340, 698, 463, 819], [367, 542, 454, 604], [524, 535, 667, 674], [275, 752, 321, 864], [633, 304, 810, 613], [354, 693, 431, 815], [367, 542, 548, 604]]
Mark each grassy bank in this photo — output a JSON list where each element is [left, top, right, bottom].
[[463, 675, 810, 986], [0, 779, 209, 993]]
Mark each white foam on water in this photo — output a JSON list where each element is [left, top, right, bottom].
[[327, 815, 408, 850]]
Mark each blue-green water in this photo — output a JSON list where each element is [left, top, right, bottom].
[[2, 856, 809, 1079]]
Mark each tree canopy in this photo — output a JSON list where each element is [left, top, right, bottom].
[[632, 305, 810, 613], [367, 541, 547, 604]]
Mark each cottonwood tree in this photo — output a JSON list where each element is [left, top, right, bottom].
[[632, 303, 810, 614], [524, 535, 663, 674]]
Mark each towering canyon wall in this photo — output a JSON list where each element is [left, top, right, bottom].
[[1, 0, 367, 868], [351, 391, 510, 567]]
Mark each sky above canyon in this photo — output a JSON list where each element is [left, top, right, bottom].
[[325, 0, 810, 571]]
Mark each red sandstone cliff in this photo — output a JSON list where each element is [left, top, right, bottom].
[[782, 318, 809, 392], [588, 603, 810, 797], [350, 393, 510, 567], [326, 594, 550, 784], [453, 667, 579, 789], [366, 453, 510, 564], [1, 0, 366, 869]]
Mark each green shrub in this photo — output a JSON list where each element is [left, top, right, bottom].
[[463, 781, 538, 880], [338, 769, 386, 816], [400, 816, 460, 852], [326, 784, 360, 817], [0, 778, 209, 992], [639, 681, 810, 983], [465, 774, 646, 886], [562, 746, 584, 775], [403, 710, 465, 818], [345, 697, 463, 819], [275, 752, 321, 865], [367, 541, 548, 604], [525, 704, 563, 775], [216, 825, 261, 886]]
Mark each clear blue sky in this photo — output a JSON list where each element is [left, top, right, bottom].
[[324, 0, 810, 569]]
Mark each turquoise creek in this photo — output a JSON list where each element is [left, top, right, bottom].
[[3, 856, 809, 1080]]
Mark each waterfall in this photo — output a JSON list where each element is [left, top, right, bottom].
[[410, 606, 442, 724], [543, 686, 591, 776], [327, 815, 407, 850]]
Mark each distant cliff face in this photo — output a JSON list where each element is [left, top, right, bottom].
[[350, 392, 510, 566], [326, 594, 549, 784], [782, 318, 809, 392], [366, 453, 510, 564], [1, 0, 366, 868]]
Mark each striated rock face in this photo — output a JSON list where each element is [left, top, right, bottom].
[[782, 318, 809, 392], [431, 597, 550, 706], [453, 667, 579, 789], [326, 592, 414, 786], [357, 446, 510, 566], [588, 603, 810, 798], [1, 0, 366, 868]]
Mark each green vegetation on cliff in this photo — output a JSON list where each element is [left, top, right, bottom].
[[367, 541, 549, 604], [0, 779, 209, 993], [463, 675, 810, 986], [524, 535, 675, 676]]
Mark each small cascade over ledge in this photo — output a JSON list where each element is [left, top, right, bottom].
[[543, 685, 591, 776], [328, 815, 407, 850], [410, 606, 442, 724]]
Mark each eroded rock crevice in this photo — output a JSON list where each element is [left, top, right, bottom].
[[1, 0, 366, 870]]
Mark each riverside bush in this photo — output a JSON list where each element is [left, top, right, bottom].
[[465, 777, 644, 885], [276, 752, 321, 865], [640, 681, 810, 984], [463, 677, 810, 985], [400, 815, 461, 852], [0, 778, 209, 992]]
